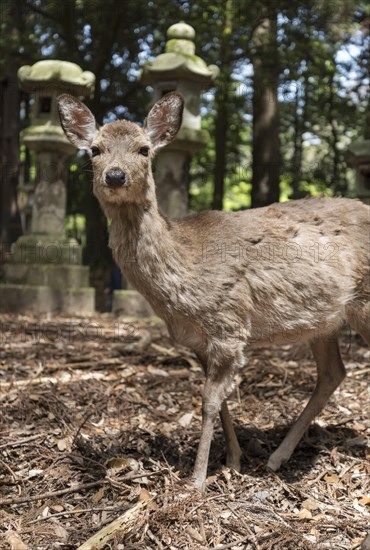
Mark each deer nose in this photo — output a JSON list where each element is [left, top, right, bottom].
[[105, 168, 126, 188]]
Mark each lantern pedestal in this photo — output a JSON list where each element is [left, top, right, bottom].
[[112, 290, 154, 318], [0, 60, 96, 315], [0, 284, 94, 316], [0, 235, 94, 315]]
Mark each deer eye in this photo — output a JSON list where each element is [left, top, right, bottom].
[[139, 146, 149, 157], [91, 146, 101, 157]]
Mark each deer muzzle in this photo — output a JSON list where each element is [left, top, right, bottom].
[[105, 168, 127, 188]]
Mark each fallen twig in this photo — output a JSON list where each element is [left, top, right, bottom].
[[0, 433, 46, 450], [76, 498, 150, 550], [0, 480, 106, 506], [26, 504, 129, 524], [213, 535, 251, 549], [47, 357, 123, 371], [0, 470, 164, 507]]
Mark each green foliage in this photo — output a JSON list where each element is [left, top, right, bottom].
[[1, 0, 368, 265], [189, 0, 369, 211], [278, 0, 369, 198]]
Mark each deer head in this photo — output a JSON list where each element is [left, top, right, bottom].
[[57, 92, 184, 211]]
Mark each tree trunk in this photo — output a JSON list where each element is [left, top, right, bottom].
[[81, 3, 126, 269], [0, 1, 23, 249], [212, 0, 232, 210], [291, 71, 309, 199], [328, 74, 343, 193], [251, 5, 280, 208], [212, 74, 230, 210]]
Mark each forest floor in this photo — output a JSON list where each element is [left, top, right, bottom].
[[0, 313, 369, 550]]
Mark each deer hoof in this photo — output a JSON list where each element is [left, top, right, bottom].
[[267, 452, 285, 472], [226, 456, 241, 472], [192, 476, 207, 494]]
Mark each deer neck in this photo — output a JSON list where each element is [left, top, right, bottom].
[[107, 180, 185, 301]]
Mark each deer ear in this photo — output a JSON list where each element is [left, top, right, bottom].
[[145, 92, 184, 151], [57, 94, 99, 150]]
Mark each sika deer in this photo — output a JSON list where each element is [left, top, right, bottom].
[[58, 92, 370, 492]]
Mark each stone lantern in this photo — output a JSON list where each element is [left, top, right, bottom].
[[345, 104, 370, 204], [140, 21, 219, 218], [112, 22, 218, 318], [0, 60, 96, 314]]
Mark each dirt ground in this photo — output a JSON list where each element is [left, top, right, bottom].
[[0, 313, 369, 550]]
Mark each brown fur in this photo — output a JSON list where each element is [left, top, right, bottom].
[[58, 92, 370, 492]]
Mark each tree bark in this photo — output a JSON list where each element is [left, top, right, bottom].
[[251, 5, 280, 208], [82, 1, 127, 269], [328, 73, 343, 193], [291, 71, 309, 199], [212, 74, 230, 210], [0, 1, 23, 249], [212, 0, 233, 210]]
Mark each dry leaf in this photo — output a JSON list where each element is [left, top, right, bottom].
[[57, 438, 68, 451], [359, 496, 370, 506], [150, 343, 176, 356], [298, 508, 312, 520], [147, 365, 169, 377], [353, 498, 370, 514], [72, 506, 84, 517], [353, 537, 367, 548], [183, 356, 201, 371], [132, 475, 148, 485], [301, 499, 319, 511], [178, 412, 193, 427], [120, 366, 136, 378], [324, 474, 344, 487], [50, 504, 64, 512], [139, 488, 151, 501], [185, 525, 203, 542], [106, 457, 139, 475], [53, 524, 68, 541], [41, 506, 49, 518], [140, 488, 157, 510], [303, 534, 317, 543], [324, 474, 339, 483], [28, 469, 43, 478], [91, 486, 106, 504], [353, 422, 367, 432], [5, 531, 29, 550]]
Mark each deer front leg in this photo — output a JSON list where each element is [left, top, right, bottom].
[[192, 372, 235, 492], [198, 359, 241, 472], [192, 395, 220, 492]]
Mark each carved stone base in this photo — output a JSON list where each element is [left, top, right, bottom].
[[10, 235, 83, 265], [0, 284, 95, 315], [2, 263, 90, 288], [0, 236, 95, 315], [112, 290, 154, 318]]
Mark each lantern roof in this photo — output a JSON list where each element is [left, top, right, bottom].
[[141, 22, 219, 86], [346, 139, 370, 166], [18, 60, 95, 97]]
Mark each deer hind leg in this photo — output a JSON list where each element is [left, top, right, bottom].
[[220, 400, 242, 471], [347, 302, 370, 346], [267, 338, 345, 471]]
